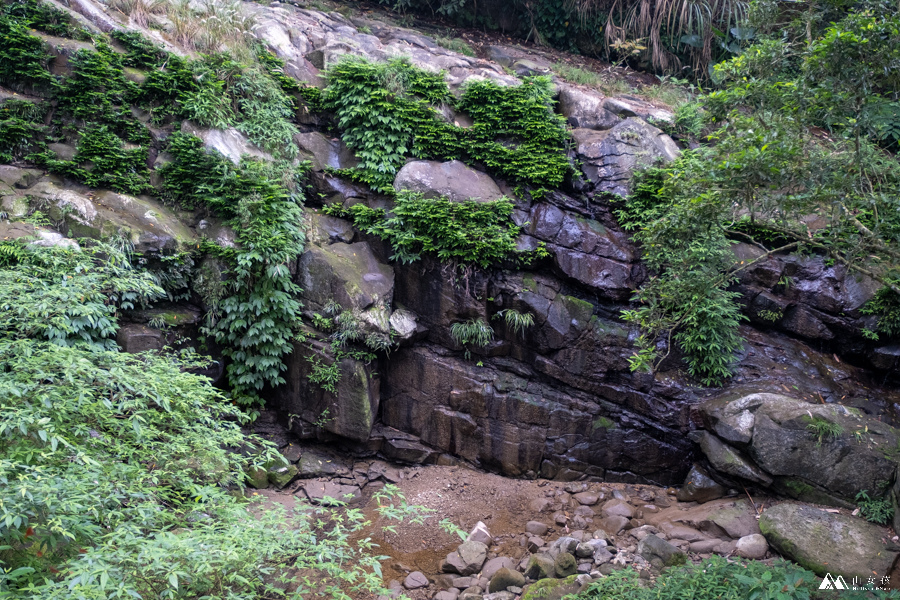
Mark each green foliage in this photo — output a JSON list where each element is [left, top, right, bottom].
[[450, 317, 493, 358], [553, 62, 603, 87], [0, 12, 55, 90], [619, 153, 749, 386], [0, 242, 163, 350], [110, 28, 168, 68], [856, 490, 894, 525], [861, 285, 900, 339], [805, 416, 844, 446], [321, 56, 570, 193], [161, 133, 307, 403], [326, 192, 534, 269], [44, 125, 151, 194], [307, 355, 341, 394], [618, 4, 900, 384], [493, 308, 534, 336], [435, 35, 476, 56], [575, 555, 899, 599], [1, 0, 91, 40]]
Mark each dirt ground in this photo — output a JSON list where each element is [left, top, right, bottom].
[[255, 463, 681, 597]]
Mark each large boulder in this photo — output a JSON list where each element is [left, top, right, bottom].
[[759, 503, 896, 579], [273, 336, 379, 442], [23, 181, 196, 253], [698, 393, 900, 506], [182, 121, 273, 164], [557, 84, 619, 130], [295, 240, 394, 333], [295, 131, 358, 171], [393, 160, 504, 202], [572, 118, 679, 197]]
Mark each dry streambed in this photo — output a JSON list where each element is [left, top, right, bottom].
[[253, 446, 893, 599]]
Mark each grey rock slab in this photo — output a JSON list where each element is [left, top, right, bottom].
[[676, 464, 725, 503], [481, 556, 515, 580], [393, 160, 503, 202], [523, 552, 555, 580], [467, 521, 492, 545], [488, 567, 525, 593], [600, 498, 635, 518], [694, 431, 773, 486], [300, 480, 361, 504], [759, 503, 896, 578], [525, 521, 549, 536]]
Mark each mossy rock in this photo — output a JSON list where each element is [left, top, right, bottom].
[[521, 575, 580, 600], [245, 466, 269, 489]]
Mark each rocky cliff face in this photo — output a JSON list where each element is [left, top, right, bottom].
[[5, 0, 900, 506]]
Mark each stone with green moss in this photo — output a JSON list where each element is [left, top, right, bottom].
[[521, 575, 580, 600]]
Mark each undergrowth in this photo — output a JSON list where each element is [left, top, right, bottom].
[[575, 556, 898, 599]]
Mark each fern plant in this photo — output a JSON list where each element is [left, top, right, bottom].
[[493, 309, 535, 336], [450, 318, 493, 359], [804, 416, 844, 446]]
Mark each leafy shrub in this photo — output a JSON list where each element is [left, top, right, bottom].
[[861, 285, 900, 339], [0, 242, 163, 349], [856, 490, 894, 525], [161, 133, 307, 403], [325, 192, 532, 268], [43, 125, 151, 194]]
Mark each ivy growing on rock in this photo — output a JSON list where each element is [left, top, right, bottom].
[[321, 56, 571, 194], [324, 191, 547, 269], [161, 132, 307, 403]]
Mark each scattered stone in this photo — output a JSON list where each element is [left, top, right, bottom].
[[574, 492, 600, 506], [488, 567, 525, 593], [443, 541, 488, 576], [527, 537, 545, 552], [404, 571, 428, 589], [735, 534, 768, 559], [482, 557, 516, 580], [246, 466, 268, 489], [526, 521, 549, 536], [597, 515, 630, 535], [688, 539, 721, 554], [601, 499, 635, 518], [555, 552, 577, 577], [553, 511, 568, 525], [530, 497, 551, 513], [675, 464, 725, 504], [524, 553, 556, 580], [637, 534, 687, 569], [434, 592, 458, 600], [548, 536, 579, 558], [467, 521, 492, 545], [267, 465, 298, 488], [592, 547, 614, 565], [658, 523, 707, 543]]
